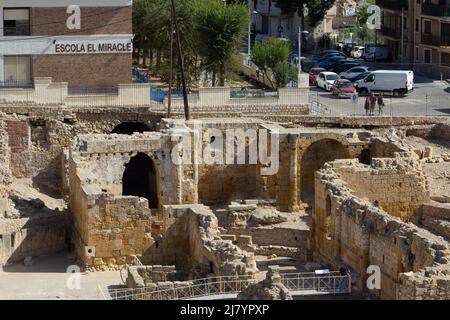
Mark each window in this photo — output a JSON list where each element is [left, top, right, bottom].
[[423, 20, 432, 35], [415, 46, 419, 61], [415, 19, 419, 33], [3, 8, 30, 36], [424, 48, 432, 64], [365, 74, 375, 82], [261, 15, 269, 34], [3, 56, 32, 83], [403, 17, 408, 30]]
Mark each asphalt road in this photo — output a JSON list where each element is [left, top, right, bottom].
[[306, 59, 450, 117]]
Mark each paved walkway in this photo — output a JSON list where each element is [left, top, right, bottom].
[[0, 254, 122, 300]]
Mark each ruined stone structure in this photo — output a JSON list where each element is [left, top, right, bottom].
[[0, 103, 449, 299]]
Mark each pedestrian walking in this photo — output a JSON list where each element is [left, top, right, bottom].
[[369, 92, 376, 116], [377, 93, 385, 115], [364, 96, 370, 116]]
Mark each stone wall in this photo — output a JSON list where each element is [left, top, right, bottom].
[[67, 132, 194, 269], [126, 265, 180, 288], [312, 159, 449, 300], [0, 212, 71, 265], [160, 205, 257, 277], [420, 203, 450, 240], [335, 158, 429, 220]]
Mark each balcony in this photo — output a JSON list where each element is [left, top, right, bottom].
[[422, 33, 450, 47], [380, 26, 403, 39], [422, 2, 450, 17], [376, 0, 408, 11]]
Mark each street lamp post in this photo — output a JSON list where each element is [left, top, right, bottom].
[[298, 18, 309, 87]]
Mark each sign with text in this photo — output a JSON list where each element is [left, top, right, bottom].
[[54, 42, 133, 54]]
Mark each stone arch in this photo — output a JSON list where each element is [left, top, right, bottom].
[[300, 138, 350, 204], [111, 122, 151, 135], [122, 152, 159, 208]]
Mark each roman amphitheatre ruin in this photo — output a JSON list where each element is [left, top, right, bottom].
[[0, 100, 449, 300]]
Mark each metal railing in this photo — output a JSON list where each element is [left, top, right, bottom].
[[108, 271, 351, 300], [0, 80, 34, 89], [422, 34, 450, 47], [281, 272, 351, 295], [67, 86, 119, 96], [422, 2, 450, 17], [3, 25, 30, 36], [376, 0, 408, 11], [109, 275, 255, 300]]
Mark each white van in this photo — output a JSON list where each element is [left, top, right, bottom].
[[354, 70, 414, 96], [364, 44, 389, 62]]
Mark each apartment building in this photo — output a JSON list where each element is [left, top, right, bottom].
[[377, 0, 449, 77], [250, 0, 350, 45], [0, 0, 133, 88]]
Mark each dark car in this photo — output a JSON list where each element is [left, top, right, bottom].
[[330, 63, 360, 74], [314, 50, 345, 57], [317, 57, 347, 69], [347, 71, 371, 83], [301, 59, 319, 73], [327, 59, 355, 70], [314, 51, 346, 59]]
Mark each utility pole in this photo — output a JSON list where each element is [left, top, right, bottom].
[[167, 3, 175, 118], [171, 0, 190, 120], [298, 17, 302, 87], [248, 0, 251, 56], [400, 7, 405, 66]]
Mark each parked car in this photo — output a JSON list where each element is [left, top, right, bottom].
[[301, 59, 319, 73], [331, 79, 357, 98], [309, 67, 326, 85], [347, 71, 371, 83], [364, 44, 389, 62], [314, 51, 346, 59], [327, 59, 356, 70], [339, 66, 369, 79], [315, 50, 345, 57], [316, 72, 340, 91], [330, 62, 360, 74], [354, 70, 414, 96], [317, 57, 348, 69]]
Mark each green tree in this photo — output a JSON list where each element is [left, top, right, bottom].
[[251, 39, 292, 88], [192, 0, 248, 86], [273, 61, 298, 88]]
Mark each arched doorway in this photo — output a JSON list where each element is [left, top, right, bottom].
[[122, 153, 159, 208], [112, 122, 151, 135], [300, 139, 350, 204], [359, 149, 371, 165]]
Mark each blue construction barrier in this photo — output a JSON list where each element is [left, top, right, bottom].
[[132, 67, 166, 103]]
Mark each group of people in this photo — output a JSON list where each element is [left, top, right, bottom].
[[364, 92, 384, 116]]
